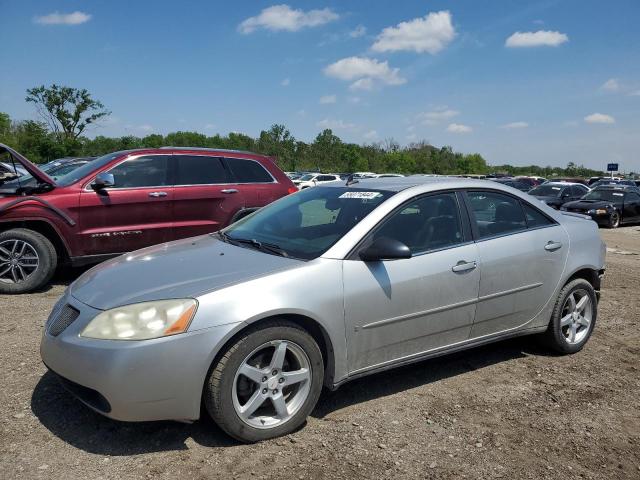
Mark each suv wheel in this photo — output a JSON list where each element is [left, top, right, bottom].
[[607, 211, 620, 228], [542, 278, 597, 354], [204, 320, 324, 442], [0, 229, 57, 294]]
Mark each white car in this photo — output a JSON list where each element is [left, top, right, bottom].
[[293, 173, 341, 189]]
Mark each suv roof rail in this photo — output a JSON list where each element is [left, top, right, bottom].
[[158, 146, 260, 155]]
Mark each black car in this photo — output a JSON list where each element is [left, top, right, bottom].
[[489, 178, 532, 192], [561, 185, 640, 228], [528, 182, 590, 209], [590, 179, 637, 189]]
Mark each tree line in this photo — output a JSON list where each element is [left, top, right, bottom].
[[0, 84, 606, 178]]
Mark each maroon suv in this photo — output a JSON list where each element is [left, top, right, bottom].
[[0, 144, 297, 293]]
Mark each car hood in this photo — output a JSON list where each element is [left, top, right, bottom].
[[563, 199, 615, 210], [0, 143, 56, 187], [70, 235, 304, 310]]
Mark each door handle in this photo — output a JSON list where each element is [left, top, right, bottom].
[[221, 189, 239, 194], [148, 191, 167, 198], [452, 261, 477, 273], [544, 241, 563, 251]]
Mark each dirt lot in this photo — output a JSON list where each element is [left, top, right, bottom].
[[1, 227, 639, 480]]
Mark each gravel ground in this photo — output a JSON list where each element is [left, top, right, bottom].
[[1, 227, 639, 479]]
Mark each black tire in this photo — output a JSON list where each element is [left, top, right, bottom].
[[542, 278, 597, 354], [607, 211, 620, 228], [0, 228, 57, 294], [204, 320, 324, 442]]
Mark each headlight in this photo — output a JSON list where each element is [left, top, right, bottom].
[[587, 209, 608, 215], [80, 299, 197, 340]]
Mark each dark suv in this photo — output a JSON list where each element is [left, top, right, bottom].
[[0, 144, 296, 293]]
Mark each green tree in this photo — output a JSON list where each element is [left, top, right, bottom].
[[25, 84, 110, 140], [257, 124, 296, 170], [310, 129, 342, 172]]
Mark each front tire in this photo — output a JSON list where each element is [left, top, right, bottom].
[[607, 211, 620, 228], [204, 320, 324, 442], [542, 278, 597, 354], [0, 228, 57, 294]]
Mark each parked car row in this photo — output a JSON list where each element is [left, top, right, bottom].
[[0, 144, 297, 293]]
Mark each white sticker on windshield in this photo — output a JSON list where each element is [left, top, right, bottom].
[[339, 191, 382, 199], [552, 187, 561, 190], [613, 193, 624, 196]]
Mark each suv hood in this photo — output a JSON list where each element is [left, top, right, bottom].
[[70, 234, 303, 310], [0, 144, 56, 187]]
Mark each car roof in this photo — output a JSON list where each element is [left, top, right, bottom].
[[321, 175, 528, 193], [593, 184, 637, 191], [541, 181, 585, 186]]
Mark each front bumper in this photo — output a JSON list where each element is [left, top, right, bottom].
[[40, 293, 239, 422]]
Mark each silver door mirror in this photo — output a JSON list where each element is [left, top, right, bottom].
[[92, 172, 115, 190]]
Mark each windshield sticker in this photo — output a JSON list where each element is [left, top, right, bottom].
[[339, 192, 382, 199], [551, 187, 561, 190], [613, 193, 624, 196]]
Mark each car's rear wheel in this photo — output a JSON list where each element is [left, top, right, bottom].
[[0, 228, 57, 294], [542, 278, 597, 354], [607, 211, 620, 228], [204, 320, 324, 442]]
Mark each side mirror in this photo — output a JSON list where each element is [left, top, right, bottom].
[[91, 172, 115, 190], [359, 237, 412, 262]]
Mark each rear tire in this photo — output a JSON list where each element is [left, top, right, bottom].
[[607, 211, 620, 228], [204, 320, 324, 442], [0, 228, 57, 294], [542, 278, 597, 354]]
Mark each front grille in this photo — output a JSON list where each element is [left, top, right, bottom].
[[47, 305, 80, 336]]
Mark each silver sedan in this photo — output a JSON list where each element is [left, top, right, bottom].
[[40, 177, 606, 442]]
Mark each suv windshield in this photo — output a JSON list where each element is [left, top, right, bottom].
[[584, 189, 625, 202], [529, 184, 563, 197], [223, 186, 394, 260]]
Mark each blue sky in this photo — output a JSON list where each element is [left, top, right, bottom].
[[1, 1, 639, 170]]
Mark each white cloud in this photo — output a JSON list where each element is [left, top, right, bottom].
[[238, 5, 338, 34], [600, 78, 619, 92], [316, 119, 357, 131], [34, 11, 91, 25], [418, 108, 459, 125], [324, 56, 406, 91], [501, 121, 529, 129], [349, 25, 367, 38], [319, 94, 337, 104], [447, 123, 472, 133], [584, 113, 615, 124], [505, 30, 568, 48], [281, 78, 290, 86], [372, 10, 456, 54], [363, 130, 378, 140]]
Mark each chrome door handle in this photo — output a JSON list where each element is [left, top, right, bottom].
[[148, 191, 167, 198], [452, 261, 477, 273], [221, 189, 239, 194], [544, 241, 563, 251]]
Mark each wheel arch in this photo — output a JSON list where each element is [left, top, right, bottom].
[[0, 219, 70, 261], [564, 267, 603, 294]]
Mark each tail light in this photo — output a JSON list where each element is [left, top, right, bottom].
[[287, 187, 298, 194]]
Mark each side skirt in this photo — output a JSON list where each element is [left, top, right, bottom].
[[70, 253, 122, 268]]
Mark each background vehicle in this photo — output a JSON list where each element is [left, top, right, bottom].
[[561, 185, 640, 228], [41, 177, 605, 442], [589, 179, 637, 189], [515, 176, 546, 189], [545, 177, 589, 186], [489, 177, 532, 192], [292, 173, 341, 189], [528, 182, 590, 209], [0, 161, 28, 181], [0, 144, 296, 293], [2, 157, 94, 190]]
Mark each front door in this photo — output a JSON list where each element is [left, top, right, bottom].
[[465, 190, 569, 338], [77, 154, 173, 255], [343, 192, 480, 373]]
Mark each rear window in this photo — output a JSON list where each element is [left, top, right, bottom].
[[225, 158, 273, 183]]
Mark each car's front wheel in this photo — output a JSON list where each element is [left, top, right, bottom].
[[204, 320, 324, 442], [542, 278, 597, 354], [607, 211, 620, 228], [0, 228, 57, 294]]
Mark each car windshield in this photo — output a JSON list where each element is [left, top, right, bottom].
[[584, 189, 625, 202], [222, 186, 395, 260], [298, 174, 315, 181], [529, 185, 563, 196], [55, 151, 127, 187]]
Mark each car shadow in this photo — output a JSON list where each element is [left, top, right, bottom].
[[31, 337, 551, 454]]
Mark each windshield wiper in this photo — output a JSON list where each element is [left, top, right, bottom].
[[225, 236, 289, 257]]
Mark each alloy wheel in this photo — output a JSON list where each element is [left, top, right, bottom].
[[560, 289, 593, 345], [232, 340, 312, 429], [0, 239, 39, 284]]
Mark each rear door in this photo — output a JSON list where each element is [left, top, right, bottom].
[[464, 190, 569, 338], [77, 154, 173, 255], [170, 154, 245, 240], [343, 192, 480, 373], [223, 157, 281, 208]]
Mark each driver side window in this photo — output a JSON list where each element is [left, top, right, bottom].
[[370, 193, 464, 254], [106, 155, 170, 188]]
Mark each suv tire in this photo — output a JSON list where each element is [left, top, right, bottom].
[[0, 228, 57, 294]]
